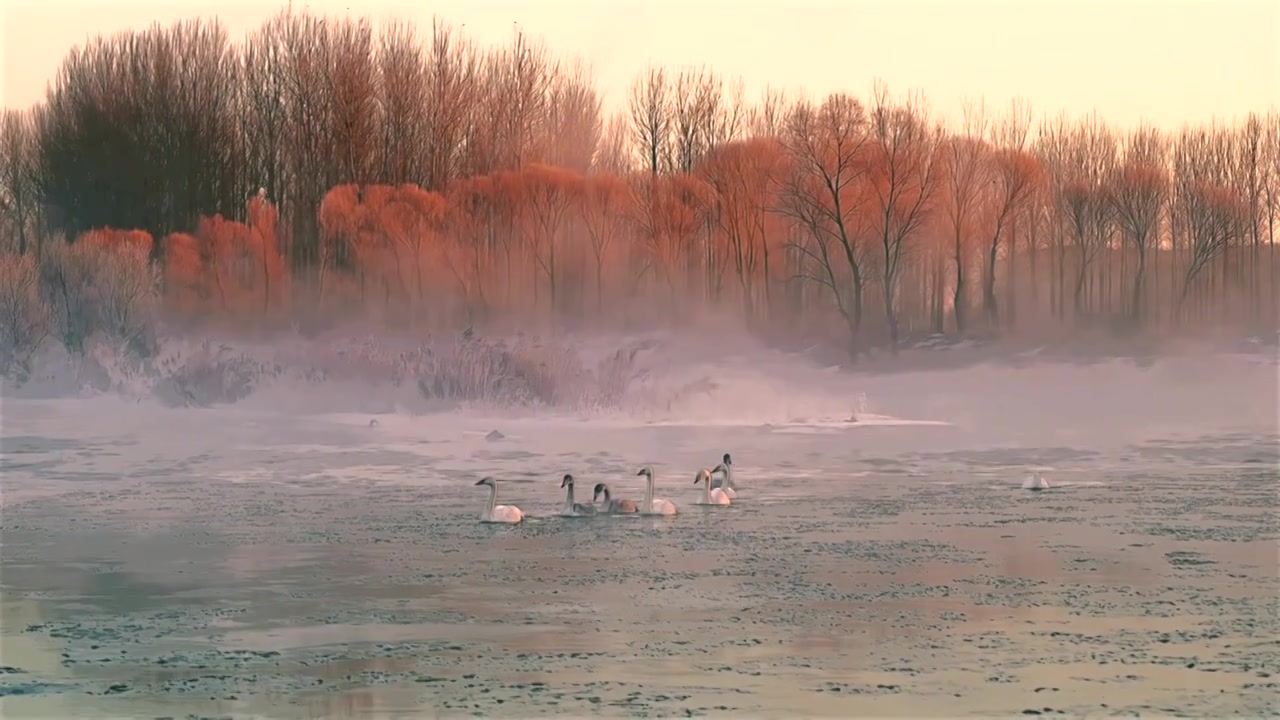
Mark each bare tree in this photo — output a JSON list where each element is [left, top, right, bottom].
[[627, 65, 671, 175], [375, 21, 429, 185], [0, 110, 40, 254], [1053, 115, 1116, 318], [941, 99, 990, 333], [1107, 125, 1167, 325], [1174, 126, 1245, 318], [747, 86, 789, 139], [982, 98, 1038, 326], [423, 19, 481, 187], [593, 112, 632, 175], [777, 93, 872, 357], [1235, 114, 1266, 322], [867, 82, 944, 352], [543, 59, 602, 173]]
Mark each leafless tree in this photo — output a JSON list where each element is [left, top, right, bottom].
[[941, 99, 990, 333], [628, 65, 671, 175], [777, 93, 872, 356], [0, 110, 40, 254], [747, 86, 789, 139], [593, 113, 632, 175], [423, 19, 481, 187], [543, 59, 602, 173], [375, 21, 429, 185], [1107, 125, 1168, 324], [1174, 126, 1246, 317], [982, 98, 1038, 326], [867, 82, 944, 352]]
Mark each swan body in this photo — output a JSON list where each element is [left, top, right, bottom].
[[475, 476, 524, 523], [1022, 474, 1052, 491], [559, 474, 597, 517], [710, 453, 738, 499], [636, 466, 678, 516], [592, 483, 638, 514], [694, 468, 732, 506]]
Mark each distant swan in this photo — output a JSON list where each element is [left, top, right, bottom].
[[694, 468, 732, 506], [1022, 474, 1052, 491], [475, 476, 524, 523], [592, 482, 638, 514], [559, 474, 597, 517], [636, 466, 678, 516], [710, 453, 738, 499]]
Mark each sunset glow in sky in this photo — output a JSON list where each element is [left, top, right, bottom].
[[3, 0, 1277, 130]]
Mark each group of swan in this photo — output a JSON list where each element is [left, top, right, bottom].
[[477, 452, 740, 524]]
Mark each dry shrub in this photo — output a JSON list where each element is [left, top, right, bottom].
[[38, 238, 160, 356], [413, 335, 643, 408], [152, 340, 268, 408], [0, 253, 50, 380]]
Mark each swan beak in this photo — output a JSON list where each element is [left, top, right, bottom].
[[635, 469, 645, 476], [474, 479, 485, 485], [560, 477, 569, 488]]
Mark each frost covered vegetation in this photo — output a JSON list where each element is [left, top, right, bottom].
[[0, 11, 1277, 406]]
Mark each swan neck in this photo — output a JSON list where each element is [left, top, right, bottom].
[[702, 477, 711, 504], [486, 484, 498, 517], [563, 484, 575, 512], [643, 472, 654, 510]]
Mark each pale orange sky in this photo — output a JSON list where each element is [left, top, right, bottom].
[[3, 0, 1277, 131]]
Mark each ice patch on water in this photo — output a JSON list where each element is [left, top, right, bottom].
[[212, 468, 278, 485], [298, 465, 408, 483]]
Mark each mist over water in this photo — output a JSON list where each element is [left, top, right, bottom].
[[2, 330, 1277, 717]]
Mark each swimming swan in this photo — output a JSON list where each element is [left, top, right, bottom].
[[559, 474, 598, 517], [636, 466, 678, 516], [710, 453, 738, 499], [1022, 474, 1052, 491], [592, 483, 638, 514], [475, 476, 524, 523], [694, 468, 732, 506]]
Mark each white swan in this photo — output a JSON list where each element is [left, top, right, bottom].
[[636, 466, 678, 516], [559, 474, 597, 517], [694, 468, 732, 506], [592, 482, 638, 514], [475, 476, 524, 523], [710, 452, 738, 499], [1022, 474, 1052, 491]]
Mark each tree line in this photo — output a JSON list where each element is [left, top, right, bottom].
[[0, 10, 1277, 360]]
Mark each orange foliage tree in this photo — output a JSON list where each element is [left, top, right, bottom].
[[576, 173, 631, 306], [628, 173, 715, 307], [699, 137, 787, 322], [509, 164, 580, 313]]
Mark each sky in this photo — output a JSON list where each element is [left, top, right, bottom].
[[2, 0, 1277, 131]]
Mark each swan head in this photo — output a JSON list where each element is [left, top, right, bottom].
[[592, 482, 608, 501], [475, 476, 497, 487], [636, 466, 653, 478], [723, 453, 733, 466], [694, 468, 712, 485], [560, 473, 574, 488]]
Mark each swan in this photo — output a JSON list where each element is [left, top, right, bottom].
[[636, 466, 678, 516], [559, 474, 597, 517], [475, 476, 524, 523], [694, 468, 732, 506], [592, 482, 638, 514], [1022, 474, 1052, 491], [710, 452, 738, 499]]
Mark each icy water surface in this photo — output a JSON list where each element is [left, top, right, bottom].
[[1, 356, 1278, 718]]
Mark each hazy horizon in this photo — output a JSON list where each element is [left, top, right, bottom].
[[3, 0, 1278, 130]]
